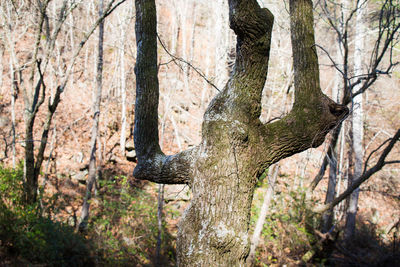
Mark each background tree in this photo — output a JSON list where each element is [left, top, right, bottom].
[[0, 0, 126, 205], [345, 0, 366, 241], [79, 0, 105, 231], [311, 0, 400, 235], [247, 163, 279, 266]]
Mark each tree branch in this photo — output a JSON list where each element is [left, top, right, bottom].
[[255, 0, 348, 167], [133, 0, 196, 185], [34, 85, 63, 175], [31, 60, 46, 115], [157, 34, 220, 92], [308, 0, 400, 190], [314, 128, 400, 213], [309, 124, 342, 190]]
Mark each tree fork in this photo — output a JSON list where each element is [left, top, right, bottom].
[[133, 0, 348, 265]]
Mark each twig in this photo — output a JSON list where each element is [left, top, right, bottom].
[[157, 34, 221, 92]]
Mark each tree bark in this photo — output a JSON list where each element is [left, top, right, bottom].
[[133, 0, 348, 265]]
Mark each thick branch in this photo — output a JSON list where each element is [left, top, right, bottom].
[[214, 0, 275, 121], [290, 0, 321, 107], [134, 0, 159, 157], [255, 0, 348, 167], [133, 0, 195, 184]]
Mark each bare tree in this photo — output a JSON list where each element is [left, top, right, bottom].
[[133, 0, 348, 265], [344, 0, 366, 240], [0, 0, 126, 204], [311, 0, 400, 191], [310, 0, 400, 232], [78, 0, 105, 231]]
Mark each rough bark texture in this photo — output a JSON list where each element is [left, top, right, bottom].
[[133, 0, 348, 265]]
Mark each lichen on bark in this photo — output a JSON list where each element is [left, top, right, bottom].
[[133, 0, 348, 266]]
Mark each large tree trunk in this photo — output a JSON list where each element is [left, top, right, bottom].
[[133, 0, 348, 265]]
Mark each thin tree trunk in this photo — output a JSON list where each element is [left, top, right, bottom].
[[335, 125, 346, 220], [41, 123, 57, 190], [322, 32, 344, 226], [23, 0, 49, 203], [214, 0, 229, 89], [201, 18, 212, 109], [119, 39, 127, 153], [181, 0, 190, 97], [117, 3, 131, 153], [247, 164, 279, 266], [344, 0, 365, 241], [9, 62, 17, 169], [322, 146, 337, 232], [189, 2, 197, 64], [3, 0, 22, 171], [0, 49, 3, 95], [79, 0, 104, 231], [68, 11, 75, 87], [321, 30, 345, 229], [155, 183, 165, 265]]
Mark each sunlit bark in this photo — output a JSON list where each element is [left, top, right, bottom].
[[133, 0, 348, 265]]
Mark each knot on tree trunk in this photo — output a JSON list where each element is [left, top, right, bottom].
[[322, 94, 349, 130], [310, 95, 349, 148]]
